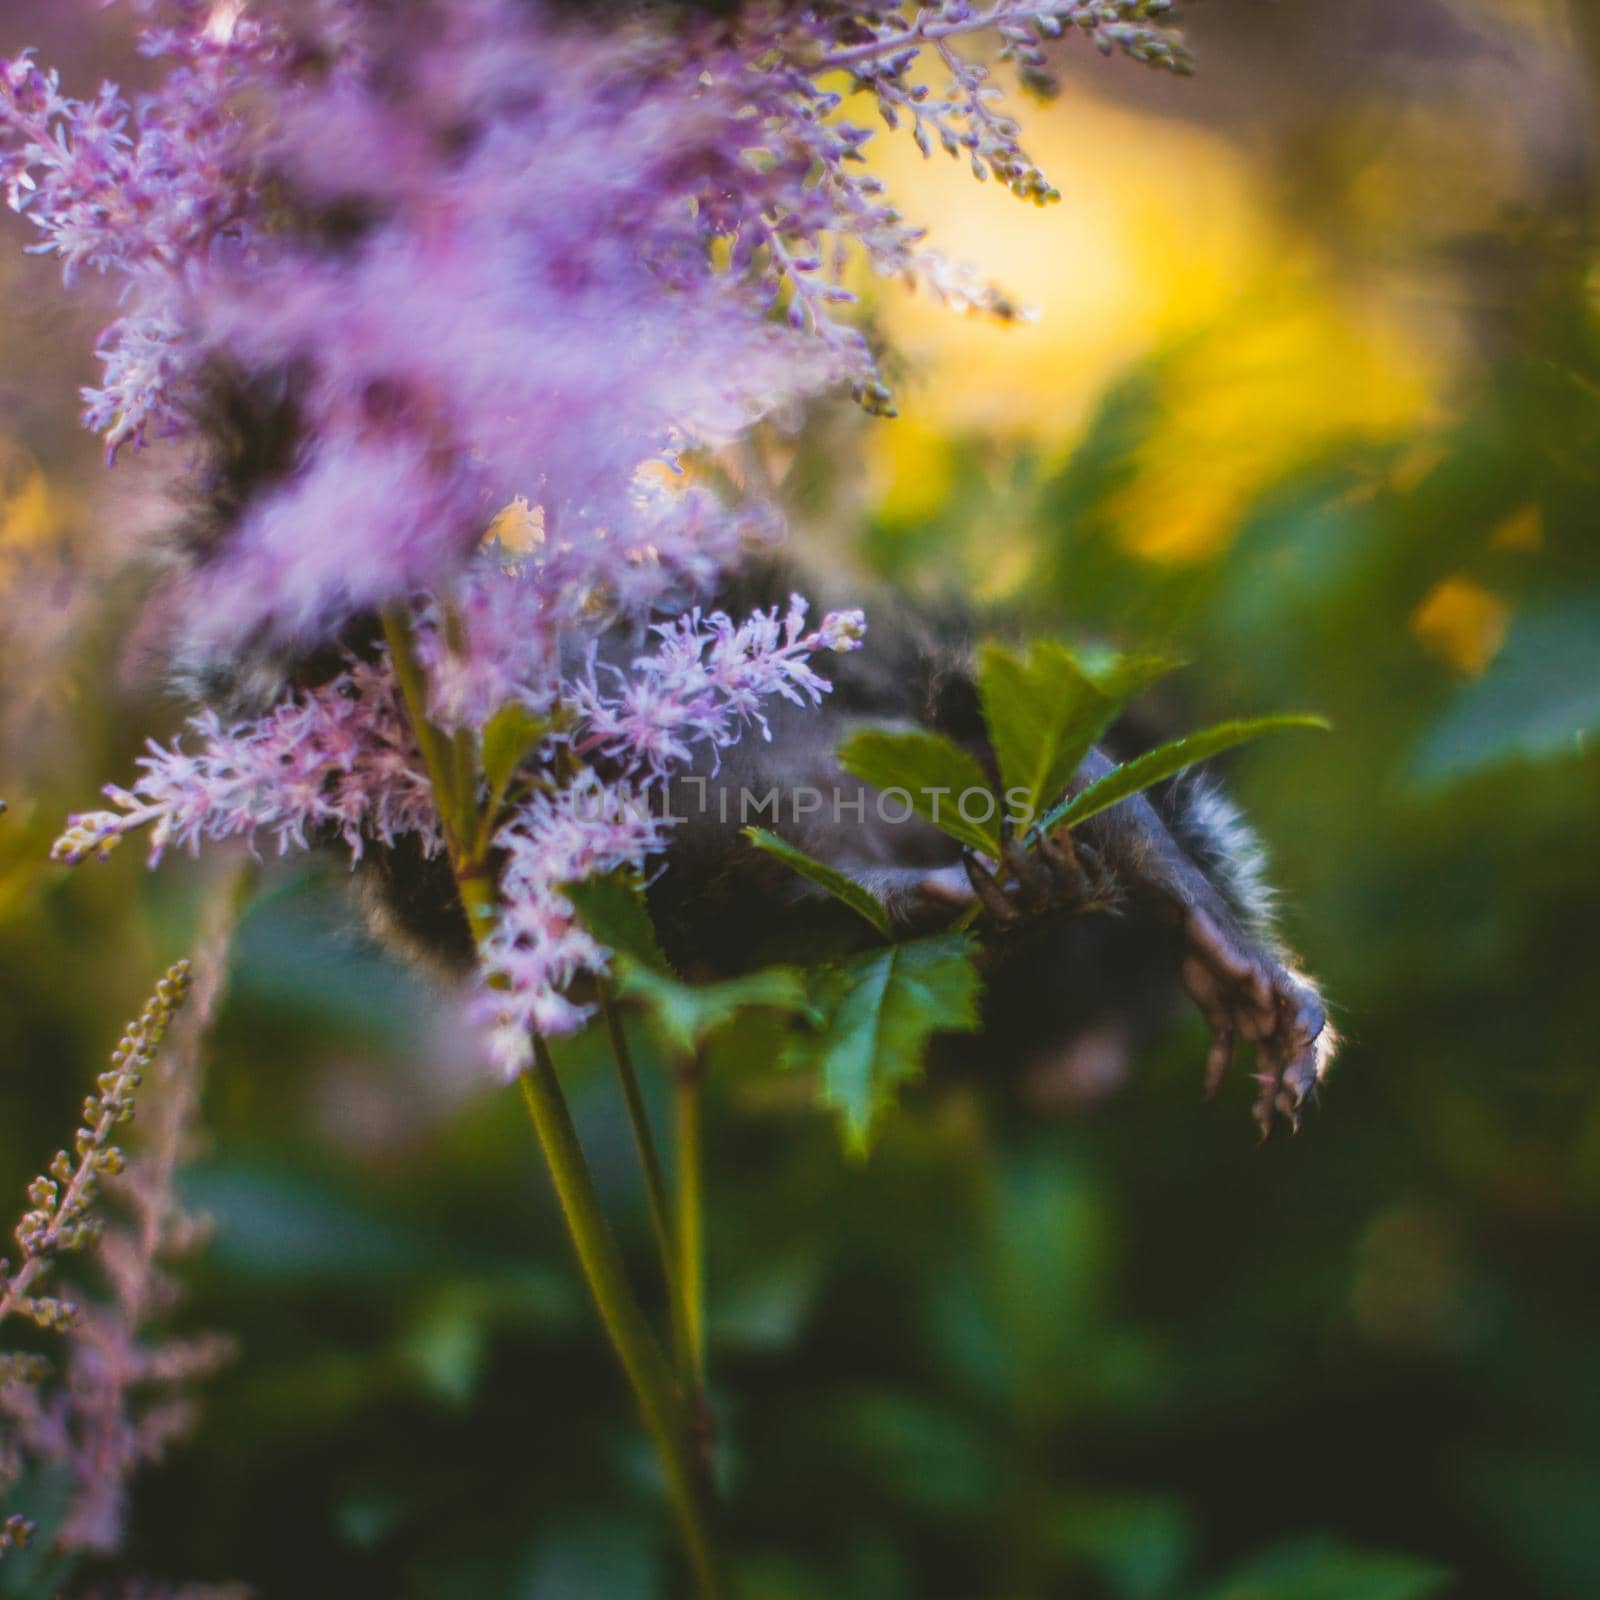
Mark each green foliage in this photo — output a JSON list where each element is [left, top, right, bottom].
[[1049, 1494, 1194, 1600], [783, 933, 982, 1154], [614, 958, 808, 1059], [479, 703, 552, 816], [1197, 1538, 1452, 1600], [567, 856, 982, 1153], [751, 654, 1318, 1161], [569, 866, 811, 1060], [979, 637, 1172, 826], [836, 727, 1001, 855], [1409, 597, 1600, 784], [563, 869, 670, 970], [743, 827, 893, 936], [835, 638, 1319, 872], [1036, 713, 1332, 834], [184, 1162, 436, 1284]]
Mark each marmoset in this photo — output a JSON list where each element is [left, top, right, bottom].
[[157, 360, 1333, 1137], [71, 0, 1334, 1136], [647, 564, 1334, 1136]]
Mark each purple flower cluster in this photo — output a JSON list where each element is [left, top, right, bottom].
[[48, 591, 862, 1062], [477, 773, 666, 1071], [2, 951, 232, 1561], [50, 656, 440, 867], [478, 595, 865, 1066], [8, 0, 847, 644], [0, 4, 287, 458], [576, 595, 868, 775], [10, 0, 1192, 1069], [2, 0, 1190, 645], [47, 929, 238, 1557]]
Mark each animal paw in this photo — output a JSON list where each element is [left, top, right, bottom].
[[961, 830, 1118, 927], [1179, 904, 1334, 1138]]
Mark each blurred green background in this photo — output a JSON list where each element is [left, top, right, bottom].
[[3, 1, 1600, 1595]]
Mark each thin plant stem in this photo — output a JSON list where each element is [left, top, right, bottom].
[[453, 866, 500, 955], [815, 2, 1018, 70], [675, 1057, 708, 1390], [440, 600, 483, 859], [379, 606, 468, 860], [380, 602, 723, 1595], [520, 1040, 722, 1599], [602, 991, 696, 1386]]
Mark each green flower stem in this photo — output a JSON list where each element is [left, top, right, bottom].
[[602, 990, 696, 1386], [453, 866, 499, 949], [520, 1039, 723, 1598], [381, 603, 722, 1595], [675, 1057, 708, 1390], [601, 992, 694, 1369], [440, 600, 484, 859], [379, 606, 471, 861]]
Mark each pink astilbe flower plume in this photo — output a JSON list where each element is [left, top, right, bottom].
[[575, 594, 868, 775], [3, 0, 1192, 643], [50, 893, 241, 1557], [13, 0, 1194, 1065], [0, 9, 289, 458], [46, 588, 863, 1070], [476, 772, 668, 1075], [0, 947, 228, 1561], [1, 886, 241, 1569], [51, 655, 441, 867], [480, 597, 866, 1072]]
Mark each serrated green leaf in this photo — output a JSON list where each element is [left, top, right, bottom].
[[481, 703, 551, 810], [836, 728, 1002, 856], [615, 957, 808, 1058], [563, 871, 670, 970], [787, 932, 982, 1155], [743, 826, 891, 937], [1037, 714, 1331, 835], [978, 639, 1174, 827]]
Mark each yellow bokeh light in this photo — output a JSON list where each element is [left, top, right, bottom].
[[486, 496, 545, 556], [862, 84, 1449, 565], [0, 440, 59, 550], [1489, 503, 1543, 552], [1411, 576, 1511, 676]]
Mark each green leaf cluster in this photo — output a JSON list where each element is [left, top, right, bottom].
[[565, 861, 984, 1154], [781, 932, 982, 1156], [720, 645, 1326, 1150], [829, 640, 1325, 867]]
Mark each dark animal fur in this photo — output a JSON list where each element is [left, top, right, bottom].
[[162, 348, 1332, 1130], [641, 561, 1332, 1127]]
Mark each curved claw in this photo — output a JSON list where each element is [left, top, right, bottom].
[[1252, 1075, 1278, 1142], [1002, 838, 1056, 910], [1182, 907, 1335, 1138], [963, 852, 1018, 927], [965, 829, 1113, 927], [1202, 1021, 1234, 1101]]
